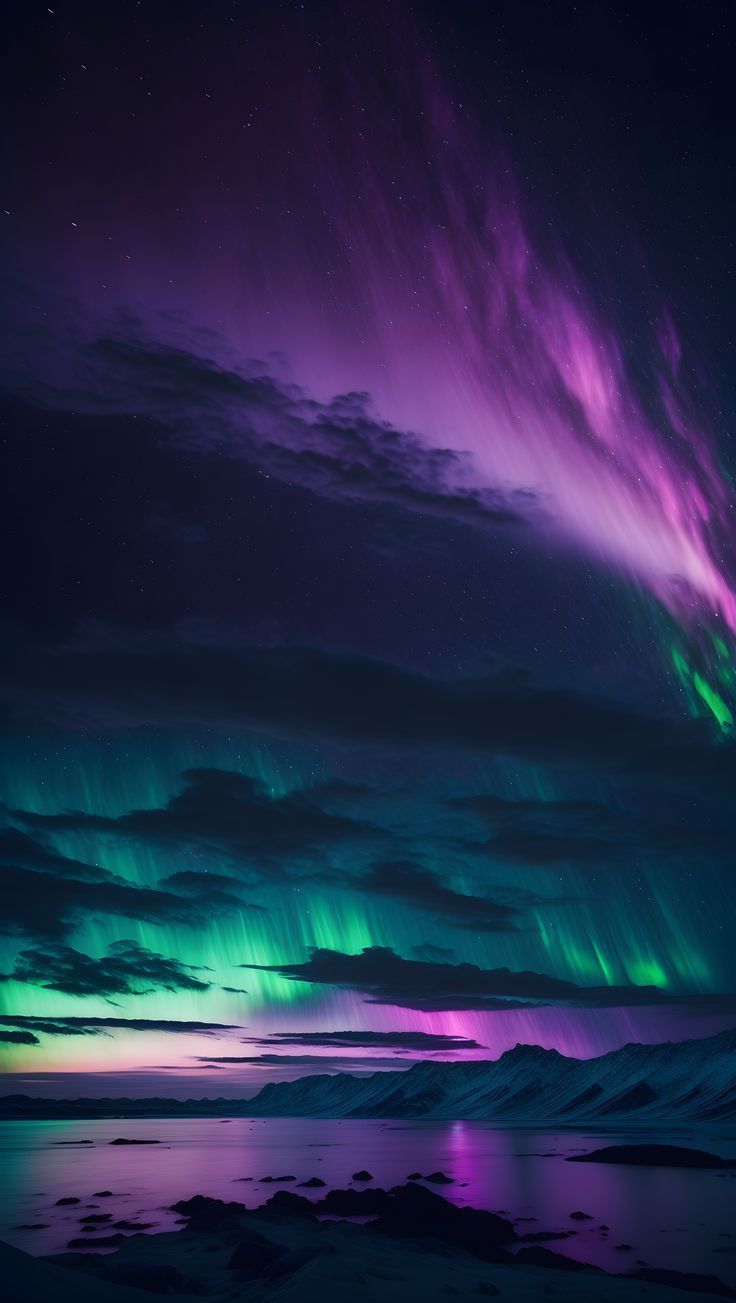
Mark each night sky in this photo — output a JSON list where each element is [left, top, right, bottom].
[[2, 0, 736, 1097]]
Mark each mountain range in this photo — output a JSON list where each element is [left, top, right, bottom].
[[242, 1027, 736, 1122], [2, 1027, 736, 1121]]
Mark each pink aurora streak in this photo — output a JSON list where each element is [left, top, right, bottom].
[[302, 89, 736, 639]]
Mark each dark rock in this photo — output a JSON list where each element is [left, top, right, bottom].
[[259, 1174, 296, 1182], [109, 1137, 160, 1145], [66, 1233, 127, 1248], [407, 1172, 422, 1180], [113, 1220, 156, 1230], [171, 1194, 246, 1230], [79, 1214, 112, 1223], [515, 1246, 596, 1273], [569, 1210, 593, 1220], [425, 1171, 454, 1184], [567, 1144, 736, 1169], [298, 1176, 327, 1187], [352, 1170, 373, 1181], [316, 1187, 391, 1216], [520, 1230, 577, 1242], [615, 1243, 634, 1251], [261, 1190, 316, 1218], [626, 1268, 736, 1298], [56, 1197, 80, 1205], [13, 1223, 48, 1230], [375, 1183, 515, 1263], [234, 1176, 254, 1182], [92, 1190, 113, 1197]]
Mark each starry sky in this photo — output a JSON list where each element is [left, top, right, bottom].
[[2, 0, 736, 1098]]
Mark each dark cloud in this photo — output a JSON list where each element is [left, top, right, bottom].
[[193, 1053, 424, 1068], [0, 1015, 240, 1038], [359, 859, 527, 931], [161, 870, 258, 896], [0, 1029, 39, 1045], [410, 942, 457, 962], [7, 780, 576, 937], [239, 1030, 483, 1051], [1, 861, 255, 941], [158, 870, 267, 912], [20, 332, 528, 535], [2, 639, 732, 791], [447, 789, 736, 875], [1, 940, 212, 997], [242, 945, 736, 1014], [15, 767, 378, 878], [0, 815, 266, 940], [483, 830, 620, 867], [452, 794, 637, 861], [0, 826, 115, 883]]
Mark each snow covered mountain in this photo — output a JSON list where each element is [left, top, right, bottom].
[[243, 1027, 736, 1122], [2, 1027, 735, 1121]]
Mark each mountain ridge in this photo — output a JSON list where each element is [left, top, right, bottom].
[[2, 1026, 736, 1121]]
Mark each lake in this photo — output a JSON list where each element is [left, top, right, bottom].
[[2, 1117, 736, 1284]]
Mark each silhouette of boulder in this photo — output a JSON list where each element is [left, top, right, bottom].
[[316, 1187, 391, 1216], [520, 1230, 577, 1242], [515, 1246, 596, 1272], [568, 1143, 736, 1169], [352, 1170, 373, 1180], [56, 1197, 80, 1205], [298, 1176, 326, 1187], [171, 1195, 246, 1230], [569, 1210, 593, 1220], [375, 1183, 515, 1262], [261, 1190, 316, 1218], [66, 1233, 127, 1248], [109, 1137, 160, 1145], [424, 1171, 454, 1184]]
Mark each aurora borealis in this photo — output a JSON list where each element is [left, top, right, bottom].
[[2, 0, 736, 1099]]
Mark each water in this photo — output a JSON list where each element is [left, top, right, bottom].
[[2, 1118, 736, 1284]]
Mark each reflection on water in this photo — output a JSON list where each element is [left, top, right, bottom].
[[1, 1118, 736, 1283]]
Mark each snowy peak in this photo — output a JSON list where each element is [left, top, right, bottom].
[[243, 1026, 736, 1122]]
